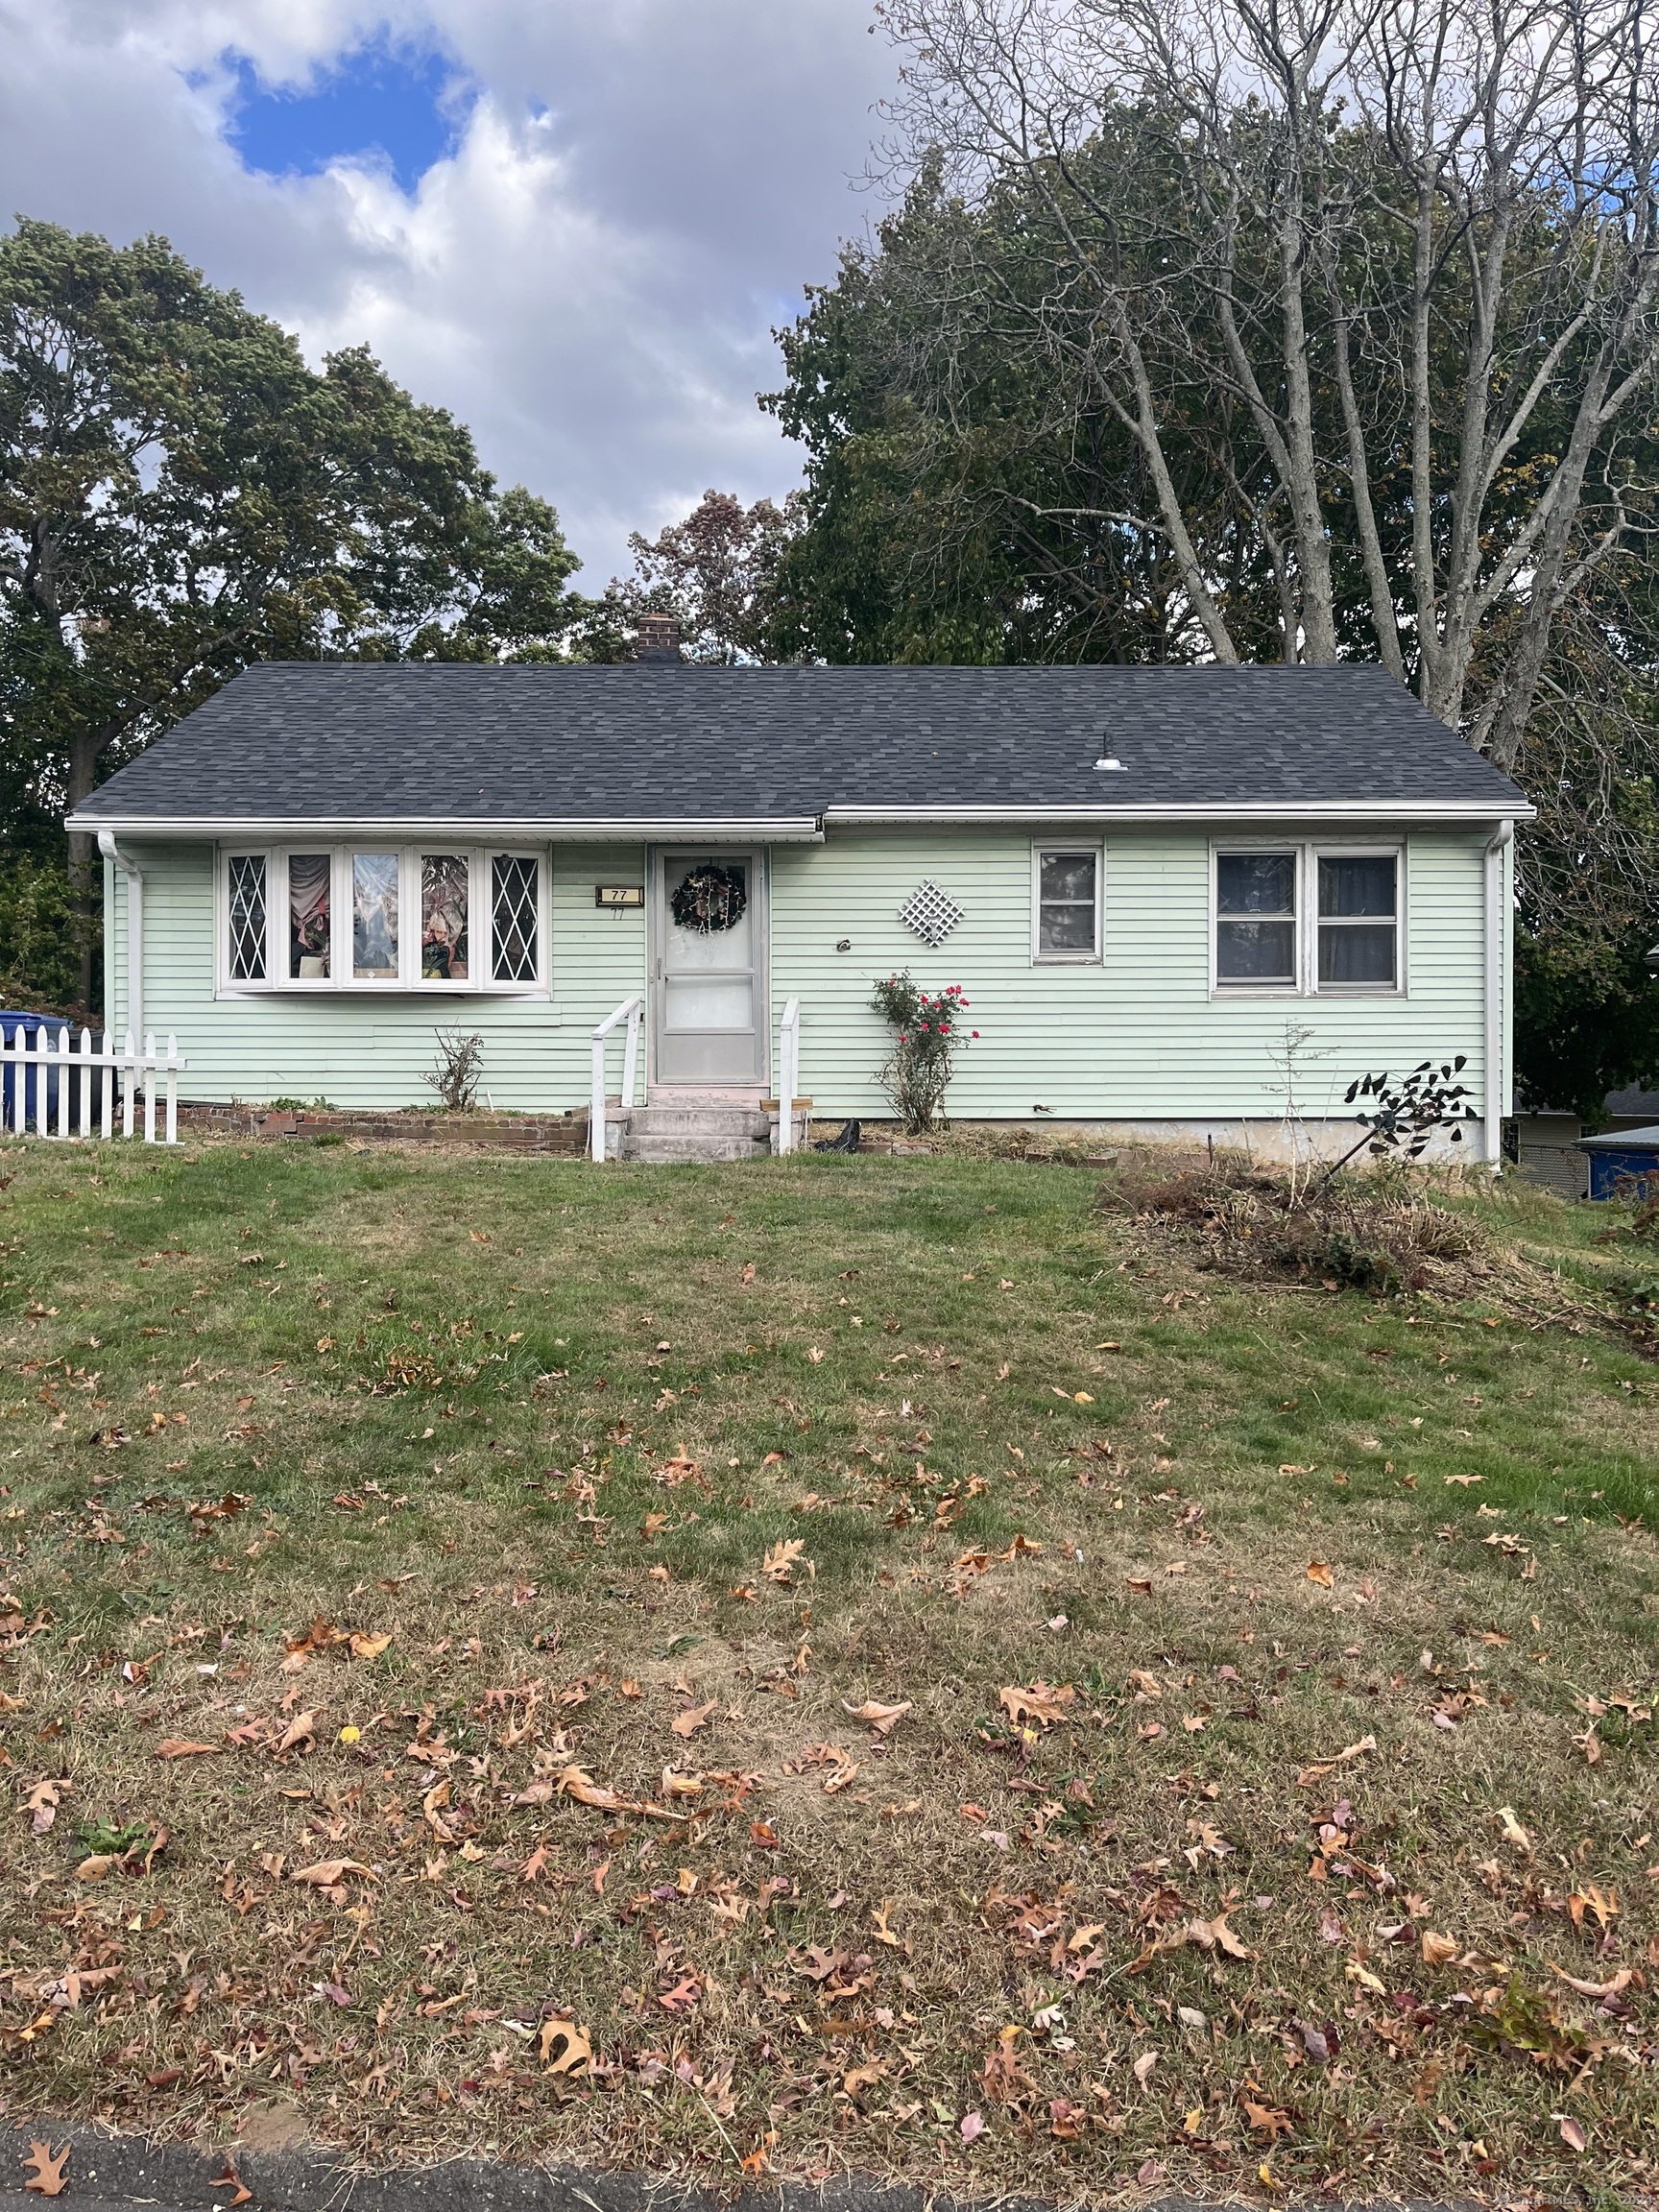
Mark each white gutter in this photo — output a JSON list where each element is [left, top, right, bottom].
[[97, 830, 143, 1046], [824, 801, 1537, 826], [67, 813, 826, 842], [1483, 820, 1515, 1173]]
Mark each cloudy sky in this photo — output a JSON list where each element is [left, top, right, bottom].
[[0, 0, 900, 582]]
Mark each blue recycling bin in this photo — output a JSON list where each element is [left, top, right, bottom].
[[0, 1012, 108, 1135], [0, 1011, 64, 1132], [1577, 1123, 1659, 1201]]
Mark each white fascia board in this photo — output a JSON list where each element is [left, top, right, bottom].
[[65, 814, 827, 843], [822, 801, 1535, 826]]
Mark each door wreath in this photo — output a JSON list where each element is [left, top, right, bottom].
[[671, 863, 748, 934]]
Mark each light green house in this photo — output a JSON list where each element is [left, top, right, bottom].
[[68, 659, 1531, 1162]]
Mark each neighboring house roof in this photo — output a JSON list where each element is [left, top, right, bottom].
[[70, 661, 1532, 835]]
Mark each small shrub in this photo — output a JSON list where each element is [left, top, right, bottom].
[[425, 1029, 485, 1114], [870, 972, 977, 1135]]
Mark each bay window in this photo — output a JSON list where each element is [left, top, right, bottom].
[[220, 847, 543, 994]]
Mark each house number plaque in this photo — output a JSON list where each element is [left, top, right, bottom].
[[594, 884, 645, 910]]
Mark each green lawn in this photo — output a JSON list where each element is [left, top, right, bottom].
[[0, 1138, 1655, 2200]]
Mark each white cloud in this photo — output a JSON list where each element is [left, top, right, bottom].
[[0, 0, 897, 580]]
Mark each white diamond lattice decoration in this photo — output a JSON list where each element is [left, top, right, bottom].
[[897, 878, 965, 949]]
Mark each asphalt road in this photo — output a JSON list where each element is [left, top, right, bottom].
[[0, 2126, 1478, 2212]]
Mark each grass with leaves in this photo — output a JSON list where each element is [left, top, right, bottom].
[[0, 1138, 1655, 2201]]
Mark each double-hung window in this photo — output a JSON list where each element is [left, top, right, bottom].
[[1032, 846, 1103, 961], [220, 847, 545, 995], [1215, 853, 1298, 986], [1214, 845, 1402, 995], [1316, 854, 1399, 987]]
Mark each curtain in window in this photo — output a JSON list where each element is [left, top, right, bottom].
[[289, 854, 331, 979], [421, 855, 469, 979]]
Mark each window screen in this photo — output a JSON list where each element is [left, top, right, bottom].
[[1216, 853, 1296, 984], [1317, 854, 1398, 986], [1037, 851, 1099, 956], [227, 855, 267, 982]]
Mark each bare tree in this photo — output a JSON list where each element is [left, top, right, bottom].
[[872, 0, 1659, 763]]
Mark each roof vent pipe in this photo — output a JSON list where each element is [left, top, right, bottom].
[[1094, 754, 1125, 772]]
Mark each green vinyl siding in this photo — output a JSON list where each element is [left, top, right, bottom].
[[768, 829, 1488, 1122], [103, 827, 1491, 1120], [107, 842, 646, 1112]]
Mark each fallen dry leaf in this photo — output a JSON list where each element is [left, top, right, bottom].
[[1551, 1965, 1633, 2001], [1243, 2099, 1293, 2142], [762, 1538, 808, 1585], [998, 1681, 1075, 1730], [1557, 2116, 1588, 2153], [211, 2166, 253, 2208], [1306, 1560, 1334, 1589], [348, 1631, 393, 1660], [1496, 1805, 1532, 1852], [276, 1711, 317, 1755], [538, 2018, 591, 2076], [22, 2143, 69, 2198], [670, 1699, 717, 1740], [156, 1738, 218, 1760], [1420, 1931, 1459, 1966], [290, 1859, 376, 1887], [843, 1697, 913, 1736], [558, 1766, 637, 1814]]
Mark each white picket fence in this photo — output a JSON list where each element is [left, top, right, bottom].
[[2, 1027, 186, 1144]]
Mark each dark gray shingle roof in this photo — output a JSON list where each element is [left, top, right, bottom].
[[77, 661, 1528, 824]]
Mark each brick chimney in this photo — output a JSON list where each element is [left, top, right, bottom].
[[635, 612, 684, 663]]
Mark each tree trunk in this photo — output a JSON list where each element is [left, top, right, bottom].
[[66, 728, 106, 1015]]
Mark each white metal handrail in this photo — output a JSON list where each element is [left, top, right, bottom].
[[2, 1026, 186, 1144], [777, 998, 801, 1155], [589, 996, 643, 1163]]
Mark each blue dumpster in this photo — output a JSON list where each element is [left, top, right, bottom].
[[1577, 1122, 1659, 1202]]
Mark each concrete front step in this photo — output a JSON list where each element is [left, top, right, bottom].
[[627, 1108, 771, 1136], [626, 1136, 772, 1164], [616, 1103, 773, 1164]]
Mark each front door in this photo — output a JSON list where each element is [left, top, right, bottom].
[[652, 850, 767, 1088]]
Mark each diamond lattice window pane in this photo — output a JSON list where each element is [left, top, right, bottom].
[[228, 854, 267, 981], [897, 878, 964, 949], [493, 855, 540, 982]]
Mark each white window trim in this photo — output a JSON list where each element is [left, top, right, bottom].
[[215, 844, 550, 998], [1210, 840, 1407, 998], [1030, 839, 1105, 964]]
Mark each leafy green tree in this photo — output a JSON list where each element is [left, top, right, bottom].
[[0, 218, 581, 1000]]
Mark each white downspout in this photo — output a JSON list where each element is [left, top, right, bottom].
[[1483, 820, 1514, 1173], [97, 830, 143, 1046]]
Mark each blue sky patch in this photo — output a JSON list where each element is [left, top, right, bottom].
[[224, 43, 467, 193]]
